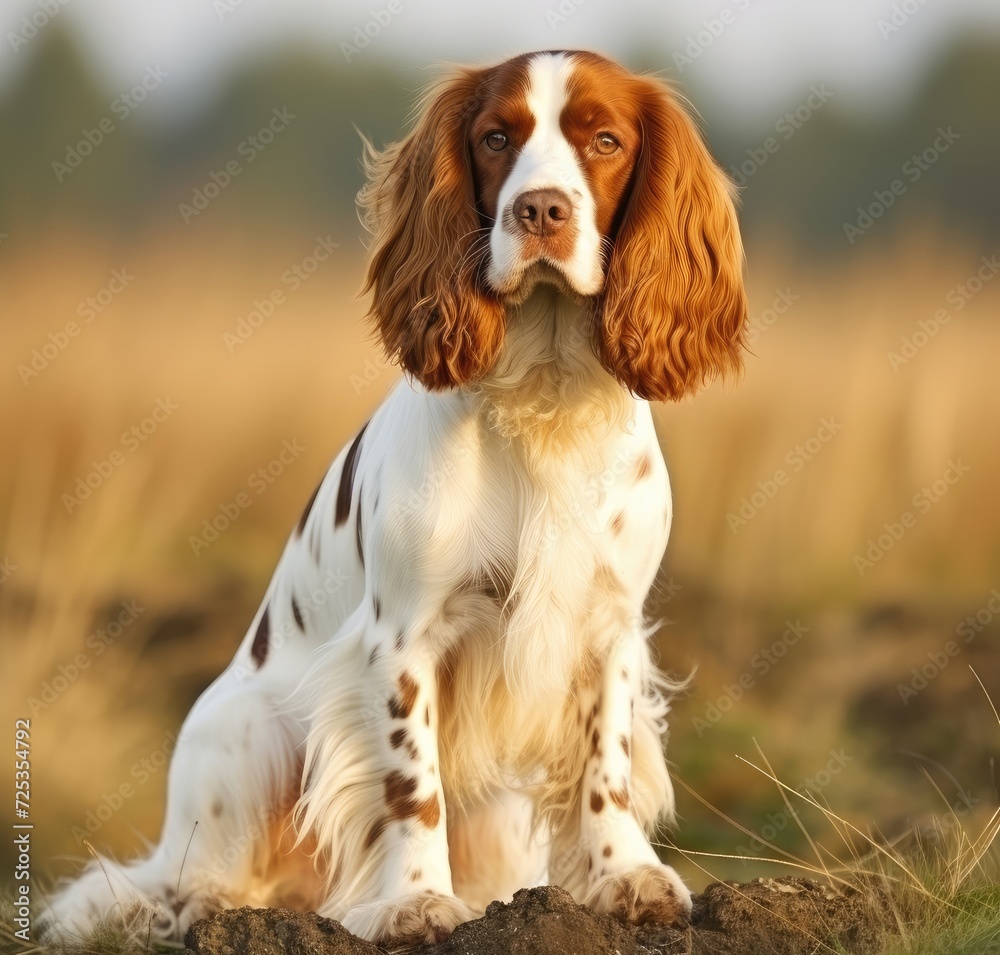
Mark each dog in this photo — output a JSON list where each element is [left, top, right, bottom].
[[43, 49, 747, 947]]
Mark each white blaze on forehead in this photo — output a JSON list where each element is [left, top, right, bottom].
[[525, 52, 574, 146], [486, 52, 604, 297]]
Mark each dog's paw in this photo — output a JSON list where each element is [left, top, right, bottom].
[[343, 891, 476, 948], [585, 862, 692, 927]]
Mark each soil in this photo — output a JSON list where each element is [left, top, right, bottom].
[[184, 878, 894, 955]]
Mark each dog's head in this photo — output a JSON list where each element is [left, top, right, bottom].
[[360, 50, 747, 401]]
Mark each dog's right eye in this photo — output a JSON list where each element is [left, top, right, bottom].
[[485, 130, 508, 151]]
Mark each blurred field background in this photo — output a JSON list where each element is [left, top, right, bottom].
[[1, 0, 999, 906]]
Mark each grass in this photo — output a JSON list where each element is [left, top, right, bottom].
[[661, 682, 1000, 952], [2, 220, 998, 951]]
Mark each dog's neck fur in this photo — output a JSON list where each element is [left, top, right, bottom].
[[469, 285, 632, 461]]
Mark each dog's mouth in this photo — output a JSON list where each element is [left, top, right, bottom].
[[488, 258, 603, 305]]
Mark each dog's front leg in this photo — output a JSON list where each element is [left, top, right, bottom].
[[305, 606, 474, 948], [579, 627, 692, 927]]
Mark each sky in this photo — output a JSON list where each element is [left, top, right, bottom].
[[3, 0, 1000, 130]]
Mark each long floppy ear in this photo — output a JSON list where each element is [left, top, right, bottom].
[[596, 78, 748, 402], [359, 69, 505, 390]]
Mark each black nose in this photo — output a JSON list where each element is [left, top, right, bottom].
[[513, 189, 573, 236]]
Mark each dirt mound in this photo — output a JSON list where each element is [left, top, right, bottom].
[[184, 879, 893, 955]]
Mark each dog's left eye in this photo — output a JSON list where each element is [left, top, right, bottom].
[[595, 132, 620, 155], [485, 130, 508, 151]]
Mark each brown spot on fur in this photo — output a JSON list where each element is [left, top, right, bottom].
[[610, 787, 630, 811], [211, 800, 224, 818], [296, 481, 322, 535], [591, 790, 605, 813], [388, 672, 419, 719], [390, 728, 407, 749], [424, 705, 430, 726], [291, 595, 304, 631], [395, 629, 405, 652], [369, 645, 379, 666], [621, 667, 629, 680], [335, 423, 368, 527], [611, 511, 624, 535], [365, 817, 388, 849], [410, 869, 422, 882], [591, 727, 600, 754], [355, 496, 364, 567], [251, 605, 270, 667], [620, 735, 630, 757], [384, 771, 419, 818], [384, 772, 439, 827], [636, 454, 652, 480], [416, 794, 440, 828], [603, 844, 613, 857], [374, 597, 382, 622]]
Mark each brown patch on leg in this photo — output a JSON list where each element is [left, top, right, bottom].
[[620, 735, 630, 758], [416, 794, 440, 828], [384, 771, 419, 818], [388, 673, 419, 719], [602, 844, 613, 857], [609, 788, 630, 811], [384, 773, 439, 827], [590, 791, 605, 813], [636, 454, 652, 480]]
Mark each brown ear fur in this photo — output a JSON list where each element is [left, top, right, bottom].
[[596, 79, 748, 402], [359, 69, 505, 390]]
